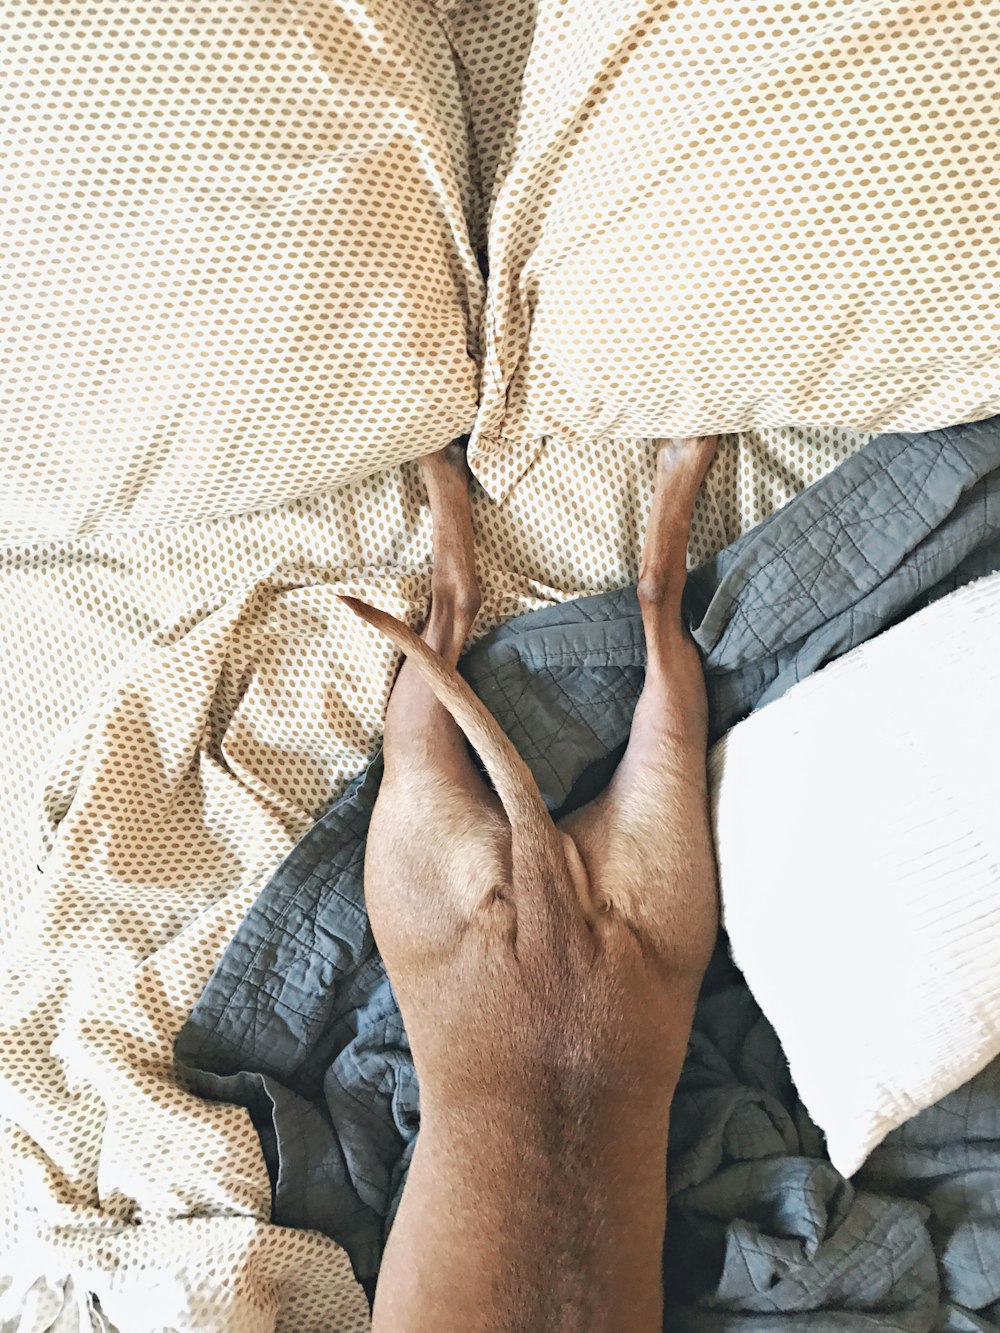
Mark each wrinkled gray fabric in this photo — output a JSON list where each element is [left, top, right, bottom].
[[176, 419, 1000, 1322]]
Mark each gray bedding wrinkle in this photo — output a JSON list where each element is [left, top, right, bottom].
[[175, 418, 1000, 1324]]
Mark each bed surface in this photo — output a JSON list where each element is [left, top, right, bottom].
[[0, 433, 879, 1330], [177, 422, 1000, 1325], [4, 3, 999, 1326]]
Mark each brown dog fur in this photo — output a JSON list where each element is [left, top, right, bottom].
[[340, 438, 720, 1332]]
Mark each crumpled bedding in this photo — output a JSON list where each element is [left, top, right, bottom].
[[0, 435, 867, 1332], [5, 6, 999, 1330], [177, 418, 1000, 1323], [665, 952, 1000, 1331]]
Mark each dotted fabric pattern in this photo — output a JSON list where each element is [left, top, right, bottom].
[[1, 0, 482, 545], [0, 438, 866, 1329], [0, 0, 975, 1327], [468, 0, 1000, 499], [438, 0, 540, 245]]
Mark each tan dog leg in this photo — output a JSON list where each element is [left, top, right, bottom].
[[381, 440, 483, 788], [363, 441, 510, 972], [559, 436, 720, 1005]]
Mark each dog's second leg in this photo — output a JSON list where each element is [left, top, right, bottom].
[[559, 436, 720, 1053], [363, 439, 509, 980], [381, 441, 483, 788]]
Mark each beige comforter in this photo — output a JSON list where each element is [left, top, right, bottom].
[[6, 0, 997, 1325], [0, 433, 866, 1330]]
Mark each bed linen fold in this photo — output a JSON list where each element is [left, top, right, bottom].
[[177, 417, 1000, 1322]]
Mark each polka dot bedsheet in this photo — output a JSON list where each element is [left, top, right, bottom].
[[2, 0, 997, 1328], [0, 438, 866, 1330], [468, 0, 1000, 496]]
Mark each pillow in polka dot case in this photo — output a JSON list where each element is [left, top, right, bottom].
[[1, 0, 482, 545], [470, 0, 1000, 500]]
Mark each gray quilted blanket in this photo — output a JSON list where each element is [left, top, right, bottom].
[[176, 421, 1000, 1327]]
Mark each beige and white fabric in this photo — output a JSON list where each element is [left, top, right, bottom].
[[4, 0, 978, 1326], [1, 0, 482, 545], [470, 0, 1000, 500], [0, 435, 869, 1331], [711, 571, 1000, 1179]]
